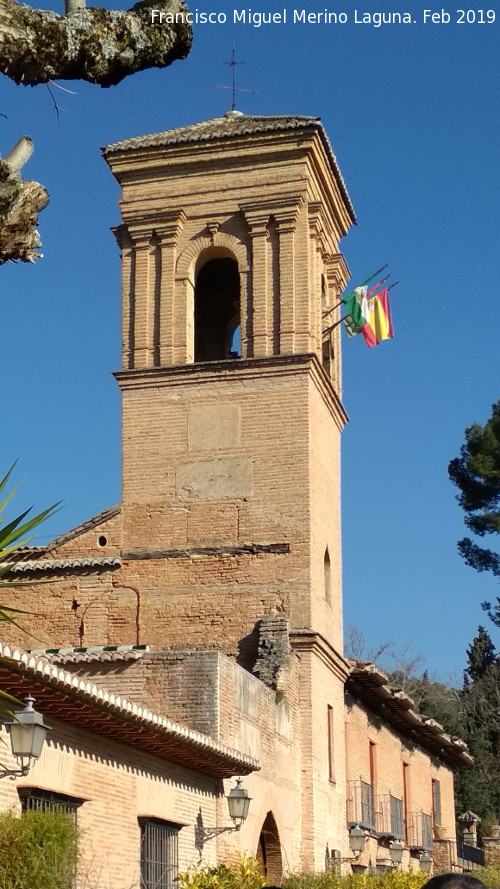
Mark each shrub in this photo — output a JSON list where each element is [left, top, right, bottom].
[[478, 866, 500, 888], [178, 859, 429, 889], [0, 807, 77, 889], [284, 872, 427, 889], [178, 854, 266, 889]]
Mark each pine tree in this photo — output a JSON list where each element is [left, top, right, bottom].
[[465, 625, 496, 684], [449, 399, 500, 579]]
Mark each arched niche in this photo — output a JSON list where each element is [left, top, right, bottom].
[[256, 811, 283, 882], [175, 233, 249, 363], [194, 250, 240, 362]]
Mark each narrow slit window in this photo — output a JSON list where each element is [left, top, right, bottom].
[[327, 705, 335, 782], [324, 548, 331, 603]]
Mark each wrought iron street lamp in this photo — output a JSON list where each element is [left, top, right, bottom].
[[349, 824, 366, 856], [419, 852, 432, 873], [195, 778, 251, 848], [1, 696, 50, 779], [389, 840, 404, 866]]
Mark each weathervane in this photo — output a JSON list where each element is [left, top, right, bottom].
[[214, 46, 256, 111]]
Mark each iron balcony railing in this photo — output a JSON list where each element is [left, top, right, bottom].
[[407, 812, 433, 851], [376, 794, 405, 839], [457, 842, 484, 868], [347, 780, 375, 830]]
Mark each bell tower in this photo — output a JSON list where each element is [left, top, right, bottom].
[[104, 112, 355, 655]]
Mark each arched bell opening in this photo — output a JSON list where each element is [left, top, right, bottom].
[[256, 811, 283, 882], [194, 256, 241, 362]]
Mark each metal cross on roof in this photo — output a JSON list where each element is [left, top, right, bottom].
[[214, 46, 257, 111]]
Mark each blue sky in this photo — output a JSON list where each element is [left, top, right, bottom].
[[1, 0, 498, 681]]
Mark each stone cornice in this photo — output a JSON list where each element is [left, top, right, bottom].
[[324, 253, 351, 295], [119, 210, 186, 246], [289, 628, 351, 683], [114, 354, 348, 431]]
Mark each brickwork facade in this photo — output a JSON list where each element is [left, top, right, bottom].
[[345, 695, 457, 872], [1, 113, 469, 883]]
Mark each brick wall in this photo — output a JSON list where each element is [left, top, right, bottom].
[[0, 716, 221, 889], [345, 696, 457, 872]]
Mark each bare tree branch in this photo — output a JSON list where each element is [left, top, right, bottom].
[[0, 0, 192, 87], [0, 137, 49, 265]]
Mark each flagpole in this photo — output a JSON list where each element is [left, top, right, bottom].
[[322, 281, 400, 339], [322, 299, 344, 319], [322, 265, 390, 319], [323, 314, 351, 337]]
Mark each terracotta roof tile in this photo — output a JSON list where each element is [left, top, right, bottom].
[[30, 645, 149, 665], [347, 659, 473, 767], [6, 556, 121, 574], [0, 641, 259, 778], [103, 112, 355, 223]]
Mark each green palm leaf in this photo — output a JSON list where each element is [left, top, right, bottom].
[[0, 464, 61, 715]]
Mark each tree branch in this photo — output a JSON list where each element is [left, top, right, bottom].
[[0, 0, 192, 87], [0, 137, 49, 265]]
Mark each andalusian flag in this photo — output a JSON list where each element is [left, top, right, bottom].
[[342, 266, 388, 337], [343, 286, 369, 337], [360, 289, 393, 348]]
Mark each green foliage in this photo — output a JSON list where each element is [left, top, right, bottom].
[[179, 861, 429, 889], [394, 673, 462, 738], [455, 645, 500, 824], [466, 626, 497, 683], [0, 462, 60, 586], [449, 398, 500, 580], [284, 872, 427, 889], [0, 463, 60, 713], [0, 808, 77, 889], [478, 865, 500, 888], [178, 854, 266, 889]]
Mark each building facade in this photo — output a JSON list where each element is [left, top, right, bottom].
[[2, 113, 470, 885]]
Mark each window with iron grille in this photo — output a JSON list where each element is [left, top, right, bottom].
[[361, 781, 375, 829], [140, 819, 180, 889], [18, 788, 83, 825], [325, 847, 341, 875]]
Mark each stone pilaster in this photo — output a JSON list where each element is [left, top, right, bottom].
[[483, 837, 500, 867], [156, 211, 186, 366], [128, 227, 154, 368], [432, 839, 455, 874], [275, 212, 297, 354], [245, 214, 270, 358], [112, 224, 134, 369]]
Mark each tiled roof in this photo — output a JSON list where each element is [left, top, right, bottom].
[[0, 642, 258, 778], [347, 659, 473, 767], [30, 645, 149, 665], [8, 505, 121, 564], [47, 504, 121, 550], [105, 113, 325, 153], [103, 112, 355, 223], [6, 556, 122, 575]]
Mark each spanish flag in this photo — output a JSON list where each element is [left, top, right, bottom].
[[361, 288, 393, 348]]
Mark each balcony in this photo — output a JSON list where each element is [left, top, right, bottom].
[[376, 794, 405, 840], [346, 781, 375, 830], [407, 812, 433, 851]]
